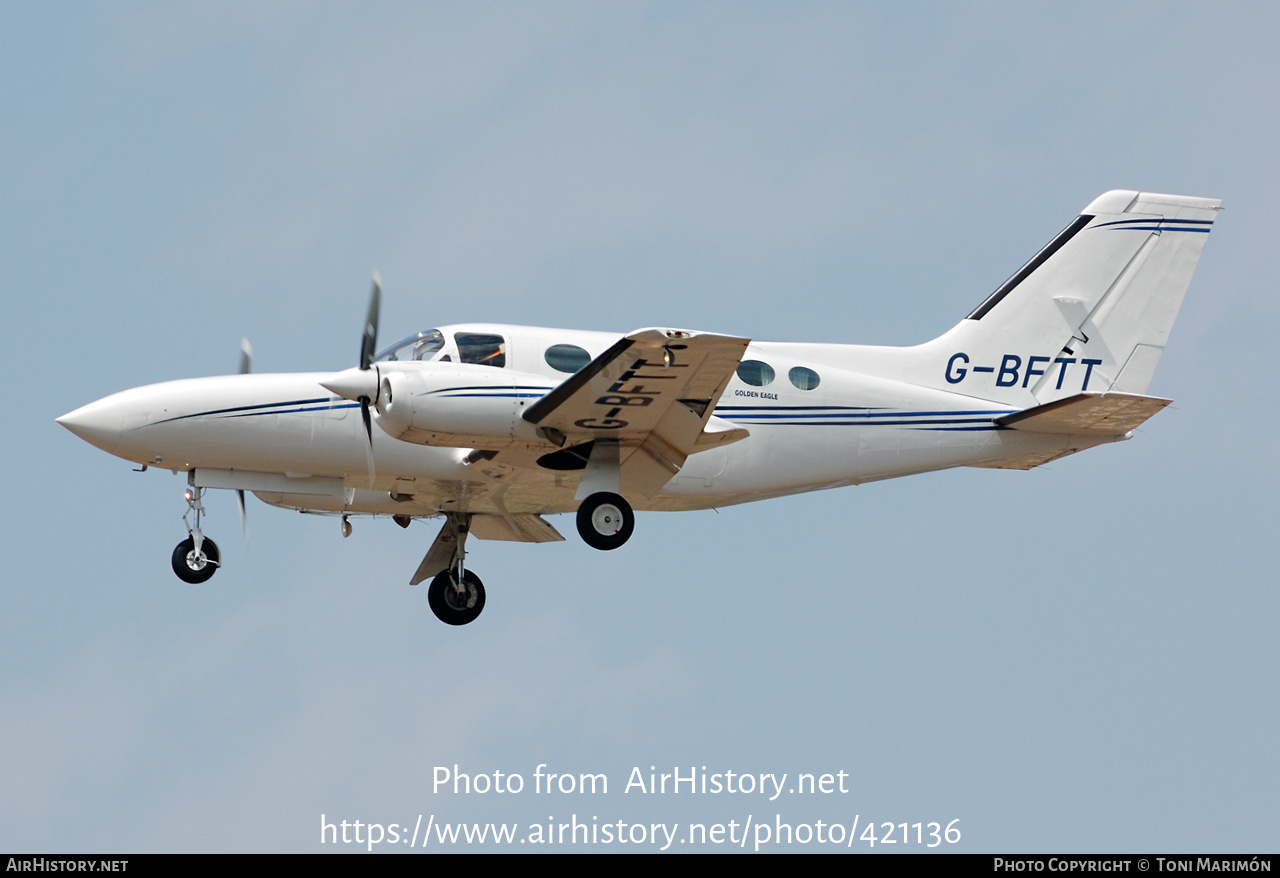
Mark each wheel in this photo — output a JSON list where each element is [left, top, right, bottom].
[[428, 569, 486, 626], [576, 492, 634, 550], [171, 536, 220, 584]]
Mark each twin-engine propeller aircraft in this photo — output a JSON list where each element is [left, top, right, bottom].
[[59, 190, 1219, 625]]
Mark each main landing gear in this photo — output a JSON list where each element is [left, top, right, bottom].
[[428, 567, 486, 626], [576, 492, 634, 551], [412, 513, 487, 625], [569, 441, 635, 551], [410, 492, 634, 625], [172, 485, 220, 583]]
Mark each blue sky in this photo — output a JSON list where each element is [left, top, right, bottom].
[[2, 3, 1276, 852]]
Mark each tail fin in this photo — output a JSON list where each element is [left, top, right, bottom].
[[912, 190, 1220, 404]]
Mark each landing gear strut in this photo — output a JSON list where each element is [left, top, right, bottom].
[[576, 492, 634, 550], [412, 513, 486, 625], [172, 484, 220, 583]]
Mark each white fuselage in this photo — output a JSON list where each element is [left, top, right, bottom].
[[60, 323, 1107, 518]]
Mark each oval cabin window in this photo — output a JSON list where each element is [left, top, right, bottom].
[[788, 366, 821, 391], [736, 360, 775, 387], [544, 343, 592, 373]]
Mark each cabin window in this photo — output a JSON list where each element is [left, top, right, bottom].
[[736, 360, 775, 387], [455, 333, 507, 368], [788, 366, 821, 391], [544, 343, 592, 374]]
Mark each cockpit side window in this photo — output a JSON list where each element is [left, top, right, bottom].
[[455, 333, 507, 368]]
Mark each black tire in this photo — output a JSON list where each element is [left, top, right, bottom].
[[428, 569, 486, 626], [576, 492, 634, 550], [171, 536, 220, 584]]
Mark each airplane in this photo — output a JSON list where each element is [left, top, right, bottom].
[[57, 189, 1220, 625]]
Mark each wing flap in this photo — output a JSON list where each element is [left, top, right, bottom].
[[469, 513, 565, 543]]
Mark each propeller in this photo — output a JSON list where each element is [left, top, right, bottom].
[[358, 273, 381, 487], [359, 272, 381, 449], [238, 338, 253, 374], [320, 272, 383, 487]]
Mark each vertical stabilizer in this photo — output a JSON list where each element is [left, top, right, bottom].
[[908, 190, 1220, 405]]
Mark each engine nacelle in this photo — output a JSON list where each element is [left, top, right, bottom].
[[374, 363, 551, 449]]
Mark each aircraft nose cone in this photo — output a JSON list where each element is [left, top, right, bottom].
[[57, 396, 124, 454]]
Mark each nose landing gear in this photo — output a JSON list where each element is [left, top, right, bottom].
[[172, 483, 220, 583], [172, 534, 220, 583]]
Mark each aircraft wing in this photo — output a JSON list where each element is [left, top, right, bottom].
[[523, 328, 751, 495]]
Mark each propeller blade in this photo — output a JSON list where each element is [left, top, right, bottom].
[[236, 489, 249, 542], [360, 397, 374, 444], [360, 271, 382, 371], [348, 271, 382, 488], [360, 397, 377, 488], [238, 338, 253, 374]]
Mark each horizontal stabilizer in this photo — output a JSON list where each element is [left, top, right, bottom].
[[995, 391, 1171, 435], [969, 448, 1088, 470]]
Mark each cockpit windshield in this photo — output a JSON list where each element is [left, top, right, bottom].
[[375, 329, 446, 363]]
